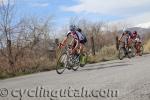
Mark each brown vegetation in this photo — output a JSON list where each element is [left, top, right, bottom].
[[0, 0, 56, 78], [144, 39, 150, 53], [0, 1, 150, 79]]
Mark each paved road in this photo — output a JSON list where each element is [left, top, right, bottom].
[[0, 54, 150, 100]]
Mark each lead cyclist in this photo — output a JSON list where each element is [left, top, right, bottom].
[[59, 25, 87, 56]]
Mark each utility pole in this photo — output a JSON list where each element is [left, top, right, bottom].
[[90, 36, 95, 55]]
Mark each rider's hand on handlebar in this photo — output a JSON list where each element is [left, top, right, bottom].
[[58, 43, 64, 49]]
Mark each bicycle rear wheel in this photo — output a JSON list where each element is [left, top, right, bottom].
[[139, 45, 144, 56], [56, 53, 68, 74], [130, 46, 136, 57], [72, 64, 80, 71], [71, 55, 80, 71]]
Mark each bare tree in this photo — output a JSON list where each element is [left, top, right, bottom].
[[0, 0, 16, 69], [77, 19, 106, 51], [0, 0, 54, 72]]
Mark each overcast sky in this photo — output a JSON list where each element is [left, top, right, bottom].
[[1, 0, 150, 29]]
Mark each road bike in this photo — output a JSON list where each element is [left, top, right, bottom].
[[118, 41, 135, 60], [56, 44, 88, 74]]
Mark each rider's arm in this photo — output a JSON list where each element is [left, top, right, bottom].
[[119, 33, 124, 41], [61, 31, 71, 46], [74, 39, 79, 50], [61, 36, 67, 46]]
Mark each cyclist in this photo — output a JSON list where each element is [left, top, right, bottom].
[[131, 31, 141, 42], [119, 29, 132, 46], [131, 31, 142, 55], [119, 29, 132, 55], [59, 25, 87, 55]]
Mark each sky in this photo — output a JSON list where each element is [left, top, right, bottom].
[[1, 0, 150, 30]]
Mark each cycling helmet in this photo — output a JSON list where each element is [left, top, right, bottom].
[[76, 27, 82, 32], [123, 28, 129, 33], [133, 31, 137, 35], [69, 25, 76, 32], [123, 29, 132, 36]]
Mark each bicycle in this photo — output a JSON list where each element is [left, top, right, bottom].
[[118, 40, 135, 60], [56, 44, 88, 74]]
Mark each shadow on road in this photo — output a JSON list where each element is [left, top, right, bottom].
[[87, 60, 127, 67], [96, 61, 127, 66], [79, 63, 132, 72]]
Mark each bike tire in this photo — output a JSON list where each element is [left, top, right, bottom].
[[72, 55, 80, 71], [139, 45, 144, 56], [72, 64, 80, 71], [56, 53, 67, 74], [127, 51, 132, 59], [118, 47, 125, 60], [130, 46, 136, 57]]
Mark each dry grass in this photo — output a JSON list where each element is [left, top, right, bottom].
[[144, 39, 150, 53], [88, 45, 118, 63], [0, 54, 56, 79], [0, 45, 118, 79]]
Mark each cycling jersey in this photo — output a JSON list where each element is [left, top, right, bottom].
[[66, 31, 86, 44], [131, 34, 141, 40], [120, 31, 132, 45]]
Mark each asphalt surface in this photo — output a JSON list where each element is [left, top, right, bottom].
[[0, 54, 150, 100]]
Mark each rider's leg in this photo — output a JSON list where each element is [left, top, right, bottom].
[[137, 42, 141, 55], [135, 41, 138, 53], [78, 43, 84, 54], [70, 39, 79, 54], [78, 40, 86, 54], [124, 38, 129, 55]]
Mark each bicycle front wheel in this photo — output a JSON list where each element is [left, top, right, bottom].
[[56, 53, 68, 74], [118, 47, 125, 60]]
